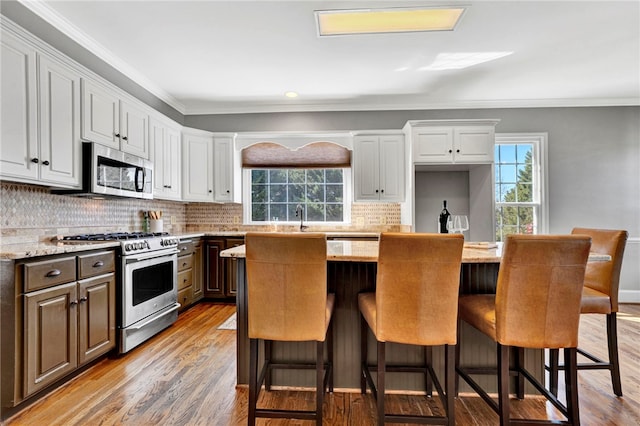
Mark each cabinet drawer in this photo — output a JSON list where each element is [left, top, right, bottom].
[[178, 241, 194, 255], [178, 269, 192, 291], [177, 286, 192, 310], [24, 257, 76, 292], [178, 254, 193, 272], [77, 251, 115, 279]]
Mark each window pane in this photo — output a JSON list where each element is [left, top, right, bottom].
[[289, 184, 305, 202], [307, 203, 325, 221], [327, 204, 343, 221], [499, 183, 516, 202], [306, 184, 324, 202], [252, 185, 267, 203], [269, 184, 287, 202], [501, 165, 517, 183], [287, 203, 299, 220], [326, 169, 343, 183], [269, 204, 287, 220], [516, 164, 531, 183], [516, 183, 533, 202], [252, 204, 267, 221], [517, 145, 533, 163], [252, 169, 267, 184], [289, 169, 305, 183], [498, 145, 516, 164], [326, 184, 343, 202], [307, 169, 324, 183], [269, 170, 287, 183]]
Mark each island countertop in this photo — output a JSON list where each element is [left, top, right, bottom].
[[221, 240, 610, 263]]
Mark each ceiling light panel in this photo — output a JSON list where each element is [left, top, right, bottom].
[[316, 7, 465, 36]]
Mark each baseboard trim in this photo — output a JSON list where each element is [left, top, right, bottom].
[[619, 290, 640, 303]]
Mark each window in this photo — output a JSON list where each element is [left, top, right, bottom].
[[494, 133, 548, 242], [246, 168, 349, 223]]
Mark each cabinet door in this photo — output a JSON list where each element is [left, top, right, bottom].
[[412, 127, 454, 163], [38, 54, 81, 187], [81, 79, 119, 149], [24, 282, 78, 397], [453, 126, 495, 163], [205, 240, 225, 297], [182, 133, 214, 201], [378, 135, 405, 201], [78, 273, 116, 365], [164, 126, 182, 199], [213, 136, 234, 202], [120, 100, 149, 158], [225, 238, 244, 296], [0, 30, 38, 181], [353, 136, 381, 201], [192, 241, 204, 301], [150, 118, 166, 195]]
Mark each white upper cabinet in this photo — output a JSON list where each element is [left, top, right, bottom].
[[354, 134, 405, 202], [0, 25, 80, 188], [150, 117, 181, 200], [182, 129, 214, 202], [37, 54, 81, 187], [213, 135, 235, 203], [81, 79, 149, 158], [0, 28, 39, 182], [410, 120, 498, 164]]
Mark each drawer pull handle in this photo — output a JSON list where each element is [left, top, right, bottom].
[[70, 300, 78, 306], [93, 261, 105, 267], [183, 278, 188, 283], [46, 269, 61, 278], [182, 262, 188, 267], [79, 297, 88, 303]]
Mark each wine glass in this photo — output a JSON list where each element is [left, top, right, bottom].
[[447, 215, 469, 234]]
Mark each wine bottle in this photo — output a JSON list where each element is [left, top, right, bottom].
[[439, 200, 450, 233]]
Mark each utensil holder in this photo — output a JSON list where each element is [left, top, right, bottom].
[[150, 219, 163, 233]]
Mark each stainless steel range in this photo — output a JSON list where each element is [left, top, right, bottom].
[[61, 232, 180, 353]]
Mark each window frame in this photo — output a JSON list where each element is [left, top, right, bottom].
[[242, 167, 352, 225], [494, 133, 549, 240]]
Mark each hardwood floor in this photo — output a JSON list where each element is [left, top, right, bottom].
[[5, 302, 640, 425]]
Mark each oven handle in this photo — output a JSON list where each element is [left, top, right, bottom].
[[129, 303, 181, 330], [124, 248, 179, 263]]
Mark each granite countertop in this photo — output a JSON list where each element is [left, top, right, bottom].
[[220, 241, 506, 263], [0, 240, 121, 260]]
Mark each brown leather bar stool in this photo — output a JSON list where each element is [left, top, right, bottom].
[[456, 234, 591, 426], [549, 228, 628, 397], [359, 232, 464, 426], [245, 232, 334, 426]]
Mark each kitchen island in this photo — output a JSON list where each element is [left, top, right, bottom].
[[221, 240, 608, 393], [223, 240, 513, 392]]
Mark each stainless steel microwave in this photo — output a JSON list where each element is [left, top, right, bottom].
[[55, 142, 153, 199]]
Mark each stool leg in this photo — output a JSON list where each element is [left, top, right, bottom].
[[425, 346, 433, 397], [564, 347, 580, 425], [549, 348, 560, 396], [248, 338, 259, 425], [497, 343, 511, 426], [316, 340, 324, 426], [516, 347, 525, 399], [360, 314, 368, 394], [455, 319, 461, 397], [328, 317, 334, 392], [264, 340, 272, 391], [607, 313, 623, 396], [377, 341, 386, 426], [445, 344, 455, 426]]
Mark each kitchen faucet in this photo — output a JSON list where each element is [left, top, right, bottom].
[[295, 204, 308, 231]]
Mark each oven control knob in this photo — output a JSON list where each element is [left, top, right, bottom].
[[137, 242, 145, 250], [125, 243, 132, 251]]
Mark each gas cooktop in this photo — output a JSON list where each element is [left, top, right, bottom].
[[59, 232, 179, 255]]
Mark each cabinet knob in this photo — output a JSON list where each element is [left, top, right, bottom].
[[208, 190, 213, 193], [42, 160, 50, 166], [122, 136, 128, 141], [375, 189, 379, 193], [456, 149, 460, 153], [31, 158, 39, 164], [226, 190, 230, 193], [448, 149, 453, 153], [70, 300, 78, 306], [381, 189, 384, 193], [115, 133, 121, 138], [79, 296, 88, 303]]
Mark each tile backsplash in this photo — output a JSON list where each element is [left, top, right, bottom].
[[1, 181, 406, 243]]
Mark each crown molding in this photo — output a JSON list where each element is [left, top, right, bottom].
[[17, 0, 186, 114]]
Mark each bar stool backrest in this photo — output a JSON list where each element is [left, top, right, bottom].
[[375, 232, 464, 346], [495, 234, 591, 349], [246, 232, 328, 342], [571, 228, 628, 312]]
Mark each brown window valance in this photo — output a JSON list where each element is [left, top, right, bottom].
[[241, 141, 351, 168]]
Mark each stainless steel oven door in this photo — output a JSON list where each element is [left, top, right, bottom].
[[121, 248, 178, 328]]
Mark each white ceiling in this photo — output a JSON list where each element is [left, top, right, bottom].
[[20, 0, 640, 115]]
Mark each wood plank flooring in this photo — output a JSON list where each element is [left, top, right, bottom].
[[4, 302, 640, 425]]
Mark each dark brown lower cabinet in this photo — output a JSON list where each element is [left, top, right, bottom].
[[205, 237, 243, 299]]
